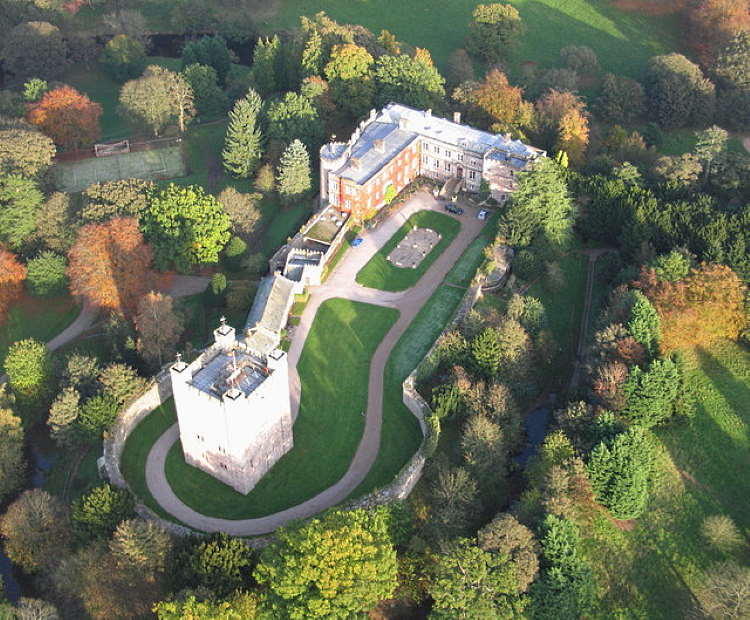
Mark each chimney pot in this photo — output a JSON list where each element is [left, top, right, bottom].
[[453, 111, 461, 124], [425, 109, 432, 117]]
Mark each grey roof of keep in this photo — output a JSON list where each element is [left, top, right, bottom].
[[328, 103, 544, 186], [244, 274, 296, 336], [190, 350, 268, 398]]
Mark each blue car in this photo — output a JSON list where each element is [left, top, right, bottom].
[[351, 237, 364, 247]]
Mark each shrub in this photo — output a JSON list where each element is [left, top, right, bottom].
[[223, 236, 247, 270], [513, 249, 540, 281], [100, 35, 147, 82], [72, 484, 135, 542], [25, 251, 67, 297], [702, 515, 744, 555], [23, 78, 48, 102]]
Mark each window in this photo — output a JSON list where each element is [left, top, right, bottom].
[[469, 170, 477, 180], [434, 145, 440, 154], [445, 162, 452, 172], [446, 150, 452, 158], [422, 154, 429, 165], [197, 434, 205, 442], [458, 153, 464, 162], [345, 199, 352, 209]]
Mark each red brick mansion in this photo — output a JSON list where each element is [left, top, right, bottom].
[[319, 103, 546, 220]]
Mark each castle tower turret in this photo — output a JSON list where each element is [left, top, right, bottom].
[[213, 317, 235, 351]]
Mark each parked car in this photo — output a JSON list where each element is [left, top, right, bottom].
[[444, 203, 464, 215], [351, 237, 363, 247], [478, 209, 488, 220]]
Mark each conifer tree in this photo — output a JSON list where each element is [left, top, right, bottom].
[[277, 139, 311, 204], [250, 35, 280, 96], [300, 29, 323, 78], [627, 291, 661, 355], [222, 89, 263, 178]]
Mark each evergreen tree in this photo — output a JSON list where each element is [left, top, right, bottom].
[[181, 35, 231, 83], [627, 291, 661, 355], [714, 30, 750, 89], [181, 63, 228, 118], [623, 358, 681, 428], [587, 428, 656, 519], [110, 518, 172, 577], [250, 35, 280, 96], [222, 89, 263, 178], [276, 139, 311, 204], [500, 158, 575, 248], [694, 125, 728, 181], [71, 483, 135, 542], [300, 29, 324, 78]]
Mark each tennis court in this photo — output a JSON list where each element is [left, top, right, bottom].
[[55, 145, 186, 192]]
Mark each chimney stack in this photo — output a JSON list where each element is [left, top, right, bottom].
[[425, 109, 432, 117], [453, 111, 461, 125], [374, 139, 385, 153], [398, 117, 409, 130]]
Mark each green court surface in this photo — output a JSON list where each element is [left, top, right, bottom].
[[55, 146, 186, 192]]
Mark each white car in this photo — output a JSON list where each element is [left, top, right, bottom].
[[478, 209, 488, 220]]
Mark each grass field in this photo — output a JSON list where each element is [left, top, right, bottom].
[[120, 400, 179, 520], [159, 299, 398, 519], [268, 0, 679, 76], [350, 214, 497, 497], [356, 211, 460, 291], [580, 341, 750, 617], [0, 294, 79, 363]]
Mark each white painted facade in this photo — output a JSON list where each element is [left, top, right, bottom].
[[170, 321, 293, 495]]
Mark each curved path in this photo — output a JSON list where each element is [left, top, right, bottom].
[[145, 192, 487, 534]]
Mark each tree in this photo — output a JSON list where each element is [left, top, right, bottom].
[[650, 250, 691, 282], [534, 90, 589, 166], [701, 561, 750, 619], [702, 515, 744, 554], [0, 489, 71, 573], [181, 35, 231, 84], [587, 428, 656, 519], [652, 153, 703, 187], [119, 66, 195, 135], [16, 598, 60, 620], [461, 414, 506, 496], [255, 508, 397, 618], [429, 538, 525, 619], [466, 3, 523, 63], [627, 291, 661, 354], [446, 48, 475, 89], [222, 89, 263, 178], [324, 43, 374, 118], [182, 63, 228, 118], [529, 515, 595, 620], [217, 187, 263, 243], [110, 518, 172, 578], [715, 31, 750, 89], [266, 91, 325, 153], [71, 484, 135, 542], [100, 35, 146, 82], [134, 292, 184, 368], [0, 175, 44, 251], [23, 78, 49, 102], [98, 363, 146, 407], [27, 86, 102, 150], [596, 73, 645, 124], [300, 28, 324, 78], [141, 184, 231, 271], [623, 358, 681, 427], [478, 513, 539, 592], [426, 462, 480, 539], [4, 338, 53, 423], [68, 217, 155, 316], [560, 45, 599, 74], [0, 408, 26, 504], [686, 0, 750, 64], [250, 35, 280, 96], [80, 178, 153, 223], [173, 533, 253, 598], [277, 139, 311, 204], [373, 54, 446, 110], [48, 387, 81, 448], [0, 247, 26, 325], [500, 158, 575, 248], [255, 163, 275, 192], [694, 125, 728, 181], [35, 192, 77, 252], [26, 251, 67, 297], [62, 353, 100, 399], [459, 69, 533, 135], [646, 53, 716, 128], [1, 22, 69, 80], [0, 127, 55, 178], [154, 592, 260, 619], [78, 394, 119, 440]]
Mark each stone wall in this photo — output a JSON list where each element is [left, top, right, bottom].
[[103, 370, 172, 489]]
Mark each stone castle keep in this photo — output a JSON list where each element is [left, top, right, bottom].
[[170, 319, 293, 494]]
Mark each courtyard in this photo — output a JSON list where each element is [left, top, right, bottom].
[[387, 227, 442, 269]]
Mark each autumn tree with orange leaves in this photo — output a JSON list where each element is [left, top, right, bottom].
[[635, 263, 747, 353], [27, 86, 102, 150], [459, 69, 534, 137], [67, 217, 154, 316], [534, 90, 589, 167], [0, 247, 27, 324], [686, 0, 750, 64]]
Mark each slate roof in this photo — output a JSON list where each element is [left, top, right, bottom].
[[244, 274, 296, 335]]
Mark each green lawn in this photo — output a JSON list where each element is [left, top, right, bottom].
[[269, 0, 679, 76], [161, 299, 399, 519], [120, 400, 179, 521], [356, 211, 460, 292], [350, 215, 496, 497], [581, 341, 750, 618], [0, 294, 79, 362]]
